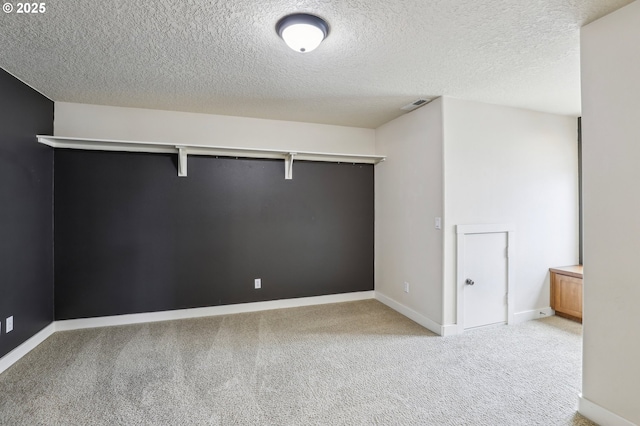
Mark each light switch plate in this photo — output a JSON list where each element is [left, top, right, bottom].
[[254, 278, 261, 289], [6, 316, 13, 333]]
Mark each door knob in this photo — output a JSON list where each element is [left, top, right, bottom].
[[465, 278, 475, 286]]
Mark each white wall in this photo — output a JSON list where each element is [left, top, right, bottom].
[[581, 1, 640, 424], [442, 98, 578, 325], [375, 99, 444, 330], [54, 102, 375, 155]]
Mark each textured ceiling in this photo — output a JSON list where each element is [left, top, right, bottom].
[[0, 0, 633, 128]]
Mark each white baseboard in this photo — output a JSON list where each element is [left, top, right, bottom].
[[55, 291, 375, 331], [578, 394, 636, 426], [374, 292, 445, 336], [440, 307, 555, 334], [512, 307, 554, 324], [440, 324, 462, 336], [0, 323, 56, 375]]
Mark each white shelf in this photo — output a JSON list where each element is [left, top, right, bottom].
[[37, 135, 386, 179]]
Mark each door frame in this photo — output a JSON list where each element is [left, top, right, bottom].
[[456, 223, 515, 332]]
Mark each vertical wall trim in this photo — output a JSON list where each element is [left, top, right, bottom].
[[578, 117, 583, 265], [52, 147, 56, 321], [440, 98, 447, 326]]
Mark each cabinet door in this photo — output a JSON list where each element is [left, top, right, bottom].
[[553, 274, 583, 319]]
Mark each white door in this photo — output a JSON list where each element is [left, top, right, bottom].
[[463, 232, 508, 329]]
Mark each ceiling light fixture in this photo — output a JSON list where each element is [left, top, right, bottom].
[[276, 13, 329, 53]]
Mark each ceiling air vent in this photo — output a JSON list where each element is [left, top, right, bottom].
[[400, 99, 432, 112]]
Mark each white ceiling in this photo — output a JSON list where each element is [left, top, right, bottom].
[[0, 0, 633, 129]]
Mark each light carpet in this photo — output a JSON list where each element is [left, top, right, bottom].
[[0, 300, 594, 425]]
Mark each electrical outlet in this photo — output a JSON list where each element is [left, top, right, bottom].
[[6, 316, 13, 333], [254, 278, 261, 289], [404, 282, 409, 293]]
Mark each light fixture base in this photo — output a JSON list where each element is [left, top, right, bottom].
[[276, 13, 329, 53]]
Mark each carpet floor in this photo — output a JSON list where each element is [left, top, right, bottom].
[[0, 300, 594, 425]]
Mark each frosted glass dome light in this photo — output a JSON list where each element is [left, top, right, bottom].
[[281, 23, 324, 53], [276, 14, 329, 53]]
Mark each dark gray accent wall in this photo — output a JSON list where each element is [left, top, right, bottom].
[[0, 69, 54, 357], [54, 151, 374, 320]]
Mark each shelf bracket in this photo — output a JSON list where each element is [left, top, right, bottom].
[[177, 147, 188, 177], [285, 152, 296, 180]]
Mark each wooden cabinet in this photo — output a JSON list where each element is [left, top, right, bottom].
[[550, 265, 583, 323]]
